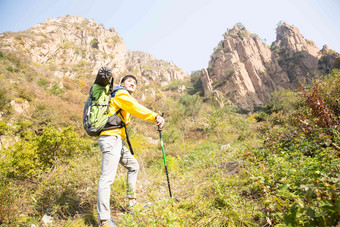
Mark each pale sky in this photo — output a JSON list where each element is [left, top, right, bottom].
[[0, 0, 339, 74]]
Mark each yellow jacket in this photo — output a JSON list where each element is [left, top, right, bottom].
[[100, 88, 157, 139]]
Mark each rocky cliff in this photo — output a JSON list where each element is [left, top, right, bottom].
[[204, 24, 290, 112], [0, 15, 188, 85], [202, 23, 339, 112]]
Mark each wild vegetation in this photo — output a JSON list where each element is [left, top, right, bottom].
[[0, 51, 339, 226]]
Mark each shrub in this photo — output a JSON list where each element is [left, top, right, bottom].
[[163, 80, 186, 92], [50, 84, 65, 95], [248, 71, 340, 225], [3, 126, 91, 179], [248, 142, 339, 225], [187, 71, 204, 96], [224, 67, 235, 78], [37, 78, 48, 88], [300, 80, 339, 129], [0, 88, 10, 111], [6, 66, 14, 72], [3, 138, 40, 179], [36, 126, 90, 169], [90, 39, 99, 49], [162, 126, 182, 144], [18, 86, 35, 102], [0, 122, 10, 135], [179, 94, 202, 122]]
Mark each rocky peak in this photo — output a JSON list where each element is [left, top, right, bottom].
[[271, 22, 321, 86], [204, 24, 290, 112], [320, 44, 330, 55], [125, 51, 189, 86], [319, 44, 340, 73], [274, 22, 320, 57]]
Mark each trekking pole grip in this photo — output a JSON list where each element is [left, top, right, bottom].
[[157, 113, 164, 132]]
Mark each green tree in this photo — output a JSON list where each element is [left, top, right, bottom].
[[36, 126, 89, 169], [188, 70, 204, 96]]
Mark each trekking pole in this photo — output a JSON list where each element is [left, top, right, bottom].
[[158, 125, 172, 198]]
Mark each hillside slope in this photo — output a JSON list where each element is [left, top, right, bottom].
[[0, 16, 339, 226]]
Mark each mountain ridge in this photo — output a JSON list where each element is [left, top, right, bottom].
[[1, 16, 339, 113], [0, 15, 188, 86]]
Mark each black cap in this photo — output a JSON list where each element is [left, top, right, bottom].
[[120, 75, 137, 84]]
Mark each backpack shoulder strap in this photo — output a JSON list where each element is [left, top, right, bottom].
[[108, 86, 134, 155], [111, 86, 127, 98], [111, 86, 127, 115], [116, 108, 122, 116]]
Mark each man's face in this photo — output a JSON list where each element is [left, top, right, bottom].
[[121, 77, 137, 94]]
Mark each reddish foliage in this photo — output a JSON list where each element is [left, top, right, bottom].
[[299, 82, 339, 129]]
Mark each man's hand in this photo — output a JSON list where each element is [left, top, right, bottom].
[[155, 115, 165, 129]]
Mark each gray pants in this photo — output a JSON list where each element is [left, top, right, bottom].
[[97, 135, 139, 220]]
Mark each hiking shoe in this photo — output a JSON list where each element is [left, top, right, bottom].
[[126, 201, 151, 214], [99, 217, 116, 227]]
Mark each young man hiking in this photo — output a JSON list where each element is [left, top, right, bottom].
[[97, 74, 165, 227]]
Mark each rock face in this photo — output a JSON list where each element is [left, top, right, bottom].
[[0, 15, 189, 85], [204, 24, 290, 112], [10, 100, 30, 114], [271, 22, 321, 87], [203, 23, 339, 112], [125, 51, 188, 86], [200, 68, 213, 96]]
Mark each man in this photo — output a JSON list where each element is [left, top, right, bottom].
[[97, 74, 164, 226]]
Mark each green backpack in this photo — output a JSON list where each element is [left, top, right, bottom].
[[83, 67, 113, 136]]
